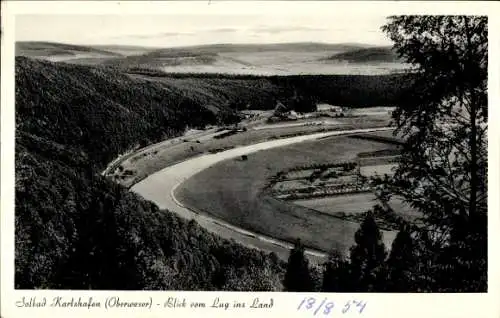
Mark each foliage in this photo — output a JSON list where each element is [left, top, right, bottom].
[[274, 74, 411, 108], [283, 239, 314, 292], [380, 15, 488, 291], [15, 135, 286, 290], [16, 30, 484, 291], [126, 70, 412, 110], [349, 213, 387, 292], [386, 225, 416, 292], [321, 251, 352, 292], [288, 91, 318, 113]]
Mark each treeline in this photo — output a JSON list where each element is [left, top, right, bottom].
[[127, 70, 412, 110], [324, 46, 400, 63], [284, 208, 486, 293], [275, 74, 411, 108]]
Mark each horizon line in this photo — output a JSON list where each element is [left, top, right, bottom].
[[16, 40, 391, 50]]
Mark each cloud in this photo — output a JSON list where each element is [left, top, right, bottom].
[[195, 25, 327, 36], [114, 28, 244, 41], [159, 31, 195, 37], [209, 27, 240, 33], [112, 31, 195, 40], [104, 25, 329, 44], [253, 25, 327, 34]]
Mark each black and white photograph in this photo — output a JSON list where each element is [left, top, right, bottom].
[[4, 1, 493, 298]]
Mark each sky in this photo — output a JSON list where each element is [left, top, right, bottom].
[[15, 14, 393, 48]]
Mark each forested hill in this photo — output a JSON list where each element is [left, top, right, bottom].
[[16, 136, 286, 289], [324, 47, 401, 63], [16, 57, 226, 169]]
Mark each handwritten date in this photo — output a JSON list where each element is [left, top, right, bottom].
[[297, 297, 366, 315]]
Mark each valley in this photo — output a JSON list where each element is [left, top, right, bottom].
[[103, 103, 420, 262], [11, 13, 488, 294], [15, 41, 416, 288]]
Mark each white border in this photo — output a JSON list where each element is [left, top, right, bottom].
[[2, 2, 500, 318]]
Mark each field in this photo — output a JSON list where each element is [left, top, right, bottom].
[[159, 59, 408, 76], [111, 115, 391, 187], [174, 133, 402, 255], [294, 193, 381, 216], [292, 190, 419, 220], [359, 163, 396, 176]]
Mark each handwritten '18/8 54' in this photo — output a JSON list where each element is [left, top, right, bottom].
[[297, 297, 367, 315]]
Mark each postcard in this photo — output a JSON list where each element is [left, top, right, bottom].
[[1, 1, 499, 318]]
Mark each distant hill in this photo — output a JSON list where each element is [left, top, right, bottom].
[[143, 42, 371, 55], [16, 41, 122, 59], [90, 44, 160, 56], [98, 43, 406, 75], [16, 41, 406, 75], [16, 41, 367, 58], [324, 46, 402, 63]]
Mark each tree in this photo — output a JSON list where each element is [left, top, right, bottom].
[[283, 239, 313, 292], [381, 16, 487, 291], [433, 211, 487, 291], [386, 225, 416, 292], [293, 93, 317, 113], [349, 212, 387, 292], [321, 250, 352, 292]]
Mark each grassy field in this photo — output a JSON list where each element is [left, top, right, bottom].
[[174, 133, 401, 255], [293, 194, 418, 220], [294, 193, 380, 216], [359, 163, 396, 176], [252, 119, 343, 130], [353, 129, 406, 143], [159, 60, 408, 76], [114, 116, 391, 187], [272, 180, 311, 192]]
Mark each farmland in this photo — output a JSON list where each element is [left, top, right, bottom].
[[261, 149, 419, 231]]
